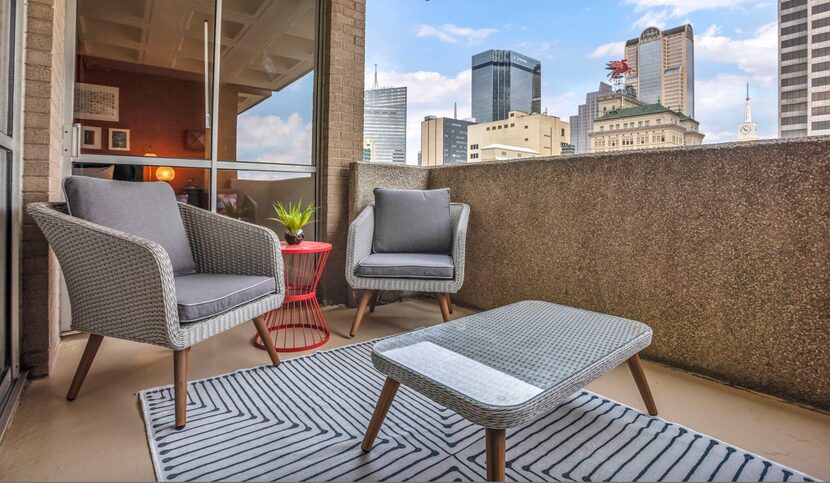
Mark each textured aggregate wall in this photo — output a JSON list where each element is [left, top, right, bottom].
[[349, 138, 830, 410]]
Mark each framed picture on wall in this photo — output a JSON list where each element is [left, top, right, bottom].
[[81, 126, 102, 150], [108, 128, 130, 151]]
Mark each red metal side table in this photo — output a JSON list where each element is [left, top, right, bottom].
[[253, 241, 332, 352]]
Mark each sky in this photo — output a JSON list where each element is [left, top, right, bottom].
[[238, 0, 779, 166], [365, 0, 779, 164]]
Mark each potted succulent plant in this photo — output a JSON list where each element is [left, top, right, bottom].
[[220, 198, 250, 220], [268, 200, 314, 245]]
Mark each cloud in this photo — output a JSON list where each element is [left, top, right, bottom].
[[589, 41, 626, 59], [236, 112, 312, 164], [368, 69, 472, 165], [696, 22, 777, 82], [624, 0, 749, 17], [695, 73, 778, 143], [623, 0, 749, 30], [416, 24, 498, 45]]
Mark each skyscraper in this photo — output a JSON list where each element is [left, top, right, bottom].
[[624, 24, 695, 117], [364, 82, 407, 163], [471, 50, 541, 123], [420, 115, 474, 166], [569, 82, 613, 154], [778, 0, 830, 138]]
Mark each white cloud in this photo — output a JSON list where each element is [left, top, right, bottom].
[[623, 0, 749, 30], [695, 74, 778, 143], [236, 112, 312, 164], [416, 24, 498, 45], [368, 69, 472, 165], [624, 0, 749, 17], [589, 41, 626, 59], [697, 21, 777, 82], [544, 90, 579, 120]]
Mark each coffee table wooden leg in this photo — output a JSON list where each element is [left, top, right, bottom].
[[627, 353, 658, 416], [361, 377, 400, 451], [485, 428, 506, 481]]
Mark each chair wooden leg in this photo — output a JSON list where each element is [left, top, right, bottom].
[[437, 293, 451, 322], [627, 354, 658, 416], [350, 290, 374, 337], [447, 294, 454, 314], [174, 348, 190, 429], [369, 291, 381, 313], [66, 334, 104, 401], [361, 377, 400, 451], [253, 316, 280, 366], [485, 428, 506, 481]]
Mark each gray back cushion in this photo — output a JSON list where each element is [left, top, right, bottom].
[[373, 188, 452, 254], [63, 176, 197, 275]]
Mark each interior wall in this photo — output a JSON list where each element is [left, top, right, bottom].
[[349, 138, 830, 410]]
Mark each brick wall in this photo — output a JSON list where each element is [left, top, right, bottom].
[[21, 0, 66, 376], [319, 0, 365, 305]]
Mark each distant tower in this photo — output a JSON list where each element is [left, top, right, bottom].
[[471, 49, 541, 122], [454, 102, 457, 120], [737, 83, 758, 141], [373, 64, 379, 89]]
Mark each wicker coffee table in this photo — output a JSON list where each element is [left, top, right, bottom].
[[361, 300, 657, 481]]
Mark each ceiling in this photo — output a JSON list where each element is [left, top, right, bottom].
[[76, 0, 316, 112]]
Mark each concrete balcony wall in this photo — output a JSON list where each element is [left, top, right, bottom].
[[348, 138, 830, 410]]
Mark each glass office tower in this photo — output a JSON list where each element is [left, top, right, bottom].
[[471, 50, 541, 123], [570, 82, 613, 154], [624, 25, 695, 118], [364, 86, 407, 163]]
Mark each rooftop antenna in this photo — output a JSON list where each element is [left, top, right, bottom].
[[454, 102, 457, 119], [373, 64, 379, 89]]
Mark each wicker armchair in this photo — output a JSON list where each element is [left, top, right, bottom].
[[27, 201, 285, 429], [345, 202, 470, 336]]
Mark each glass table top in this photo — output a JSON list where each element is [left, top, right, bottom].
[[372, 300, 652, 408]]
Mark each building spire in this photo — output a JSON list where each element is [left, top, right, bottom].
[[454, 102, 457, 119], [744, 83, 752, 123], [373, 64, 379, 89]]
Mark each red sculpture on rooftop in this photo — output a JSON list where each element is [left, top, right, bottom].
[[606, 59, 632, 79]]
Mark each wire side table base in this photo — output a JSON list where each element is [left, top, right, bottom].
[[253, 241, 332, 352]]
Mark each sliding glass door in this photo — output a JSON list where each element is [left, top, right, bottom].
[[70, 0, 319, 232], [0, 0, 19, 419]]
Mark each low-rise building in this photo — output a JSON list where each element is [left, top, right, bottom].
[[420, 116, 474, 166], [589, 93, 703, 153], [467, 111, 569, 162]]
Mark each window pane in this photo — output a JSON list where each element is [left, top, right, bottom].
[[0, 0, 12, 135], [217, 0, 317, 165], [74, 0, 215, 159], [71, 163, 211, 210], [217, 169, 315, 238]]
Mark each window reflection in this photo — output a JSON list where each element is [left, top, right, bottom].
[[217, 0, 317, 165], [72, 163, 211, 210], [217, 169, 315, 238], [74, 0, 215, 159]]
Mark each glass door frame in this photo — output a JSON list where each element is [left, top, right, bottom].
[[1, 0, 27, 433], [63, 0, 324, 215]]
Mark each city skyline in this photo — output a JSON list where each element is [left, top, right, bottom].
[[366, 0, 778, 164]]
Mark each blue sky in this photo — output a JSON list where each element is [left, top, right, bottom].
[[365, 0, 779, 164]]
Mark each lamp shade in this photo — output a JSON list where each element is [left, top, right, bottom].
[[155, 166, 175, 182]]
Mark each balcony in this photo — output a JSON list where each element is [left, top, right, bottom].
[[1, 137, 829, 481], [0, 300, 828, 480]]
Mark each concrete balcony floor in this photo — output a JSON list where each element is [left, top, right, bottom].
[[0, 299, 828, 481]]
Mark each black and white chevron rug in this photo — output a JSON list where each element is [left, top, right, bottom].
[[139, 342, 814, 482]]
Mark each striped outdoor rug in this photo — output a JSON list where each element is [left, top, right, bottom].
[[139, 342, 814, 482]]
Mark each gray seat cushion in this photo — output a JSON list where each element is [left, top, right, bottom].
[[356, 253, 454, 279], [63, 176, 197, 275], [373, 188, 452, 254], [174, 273, 276, 323]]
